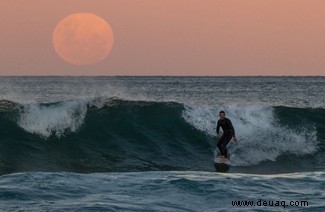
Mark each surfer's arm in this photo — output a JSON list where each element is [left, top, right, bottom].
[[227, 119, 237, 142], [216, 120, 220, 135], [227, 119, 235, 137]]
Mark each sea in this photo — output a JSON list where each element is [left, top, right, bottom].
[[0, 76, 324, 211]]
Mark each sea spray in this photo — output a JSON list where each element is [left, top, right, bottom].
[[182, 104, 319, 166]]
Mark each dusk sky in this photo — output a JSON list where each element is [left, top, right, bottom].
[[1, 0, 325, 76]]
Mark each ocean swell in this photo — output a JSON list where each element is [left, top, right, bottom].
[[0, 99, 323, 175]]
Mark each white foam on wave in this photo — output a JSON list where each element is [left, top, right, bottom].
[[17, 99, 106, 138], [182, 104, 319, 166]]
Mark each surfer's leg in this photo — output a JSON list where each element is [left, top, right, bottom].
[[217, 135, 226, 156], [221, 134, 232, 158]]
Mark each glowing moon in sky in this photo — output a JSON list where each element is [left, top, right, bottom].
[[53, 13, 114, 65]]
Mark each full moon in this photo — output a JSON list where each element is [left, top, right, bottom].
[[53, 13, 114, 65]]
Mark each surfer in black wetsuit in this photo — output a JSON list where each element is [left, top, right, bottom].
[[216, 111, 237, 159]]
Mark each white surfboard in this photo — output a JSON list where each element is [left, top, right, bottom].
[[214, 157, 230, 172], [214, 156, 231, 165]]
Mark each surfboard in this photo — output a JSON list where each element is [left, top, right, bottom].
[[214, 156, 230, 172]]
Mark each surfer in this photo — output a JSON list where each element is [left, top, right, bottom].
[[216, 111, 237, 159]]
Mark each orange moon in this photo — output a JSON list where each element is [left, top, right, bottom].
[[53, 13, 114, 65]]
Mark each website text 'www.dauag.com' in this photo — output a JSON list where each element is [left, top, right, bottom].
[[232, 199, 309, 208]]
